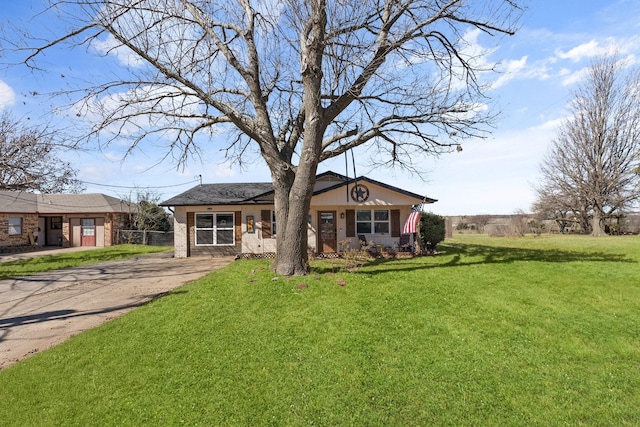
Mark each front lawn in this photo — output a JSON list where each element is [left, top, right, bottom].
[[0, 244, 172, 280], [0, 235, 638, 426]]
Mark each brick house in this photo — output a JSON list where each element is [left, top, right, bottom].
[[0, 191, 132, 250], [160, 171, 436, 258]]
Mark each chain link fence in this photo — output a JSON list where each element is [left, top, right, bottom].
[[115, 230, 174, 246]]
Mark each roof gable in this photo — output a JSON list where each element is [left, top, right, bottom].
[[312, 175, 436, 202]]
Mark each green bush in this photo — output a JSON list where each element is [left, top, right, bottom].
[[417, 212, 445, 253]]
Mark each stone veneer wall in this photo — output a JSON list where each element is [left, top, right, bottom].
[[61, 218, 71, 247]]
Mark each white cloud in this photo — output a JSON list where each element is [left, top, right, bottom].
[[555, 38, 624, 63], [499, 35, 640, 89], [558, 68, 571, 77], [440, 28, 496, 91], [71, 83, 206, 141], [103, 151, 124, 162], [561, 67, 589, 86], [460, 28, 496, 69], [0, 80, 16, 110], [91, 34, 145, 67], [536, 116, 567, 131], [492, 56, 528, 88], [556, 40, 601, 62]]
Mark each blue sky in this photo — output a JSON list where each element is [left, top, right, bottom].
[[1, 1, 639, 215]]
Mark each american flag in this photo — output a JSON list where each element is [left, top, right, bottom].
[[402, 210, 421, 234]]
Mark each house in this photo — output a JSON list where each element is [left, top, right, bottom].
[[159, 171, 436, 258], [0, 191, 132, 250]]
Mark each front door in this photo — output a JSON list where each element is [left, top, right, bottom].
[[318, 211, 337, 253], [81, 218, 96, 246]]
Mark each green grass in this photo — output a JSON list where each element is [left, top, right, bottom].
[[0, 244, 172, 280], [1, 235, 639, 426]]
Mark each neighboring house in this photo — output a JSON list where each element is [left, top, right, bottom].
[[0, 191, 132, 249], [160, 171, 436, 258]]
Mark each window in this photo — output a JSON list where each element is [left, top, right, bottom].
[[82, 218, 95, 236], [50, 216, 62, 230], [374, 210, 390, 234], [8, 217, 22, 235], [356, 209, 389, 235], [195, 213, 234, 246]]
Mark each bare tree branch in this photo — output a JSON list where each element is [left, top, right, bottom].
[[0, 112, 84, 193], [3, 0, 524, 274], [533, 55, 640, 235]]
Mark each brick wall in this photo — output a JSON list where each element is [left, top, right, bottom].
[[0, 214, 39, 247], [104, 213, 127, 246]]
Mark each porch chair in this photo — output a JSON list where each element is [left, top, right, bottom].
[[399, 234, 412, 252]]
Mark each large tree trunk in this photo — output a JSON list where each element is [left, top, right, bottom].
[[591, 210, 606, 236], [271, 165, 318, 275], [270, 0, 326, 276]]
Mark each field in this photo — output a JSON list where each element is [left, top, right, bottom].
[[0, 235, 638, 426]]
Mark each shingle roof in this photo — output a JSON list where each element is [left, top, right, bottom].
[[160, 183, 274, 206], [160, 171, 437, 206], [0, 191, 132, 214]]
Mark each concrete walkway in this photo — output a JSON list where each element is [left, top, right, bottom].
[[0, 250, 234, 369], [0, 245, 109, 263]]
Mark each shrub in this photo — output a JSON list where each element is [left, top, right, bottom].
[[338, 239, 371, 272], [417, 212, 445, 253]]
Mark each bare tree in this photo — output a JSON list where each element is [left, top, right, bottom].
[[509, 208, 527, 237], [531, 186, 589, 233], [0, 112, 84, 193], [534, 55, 640, 236], [123, 190, 171, 232], [470, 214, 491, 233], [6, 0, 523, 274]]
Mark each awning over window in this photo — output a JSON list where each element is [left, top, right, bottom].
[[402, 211, 421, 234]]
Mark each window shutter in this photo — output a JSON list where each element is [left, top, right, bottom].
[[235, 211, 242, 242], [391, 209, 400, 237], [346, 209, 355, 237], [261, 210, 271, 238]]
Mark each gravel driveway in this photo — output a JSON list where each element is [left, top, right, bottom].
[[0, 250, 233, 369]]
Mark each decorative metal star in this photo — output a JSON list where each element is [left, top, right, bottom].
[[351, 184, 369, 202]]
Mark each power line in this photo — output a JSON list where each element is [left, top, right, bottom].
[[79, 179, 199, 190]]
